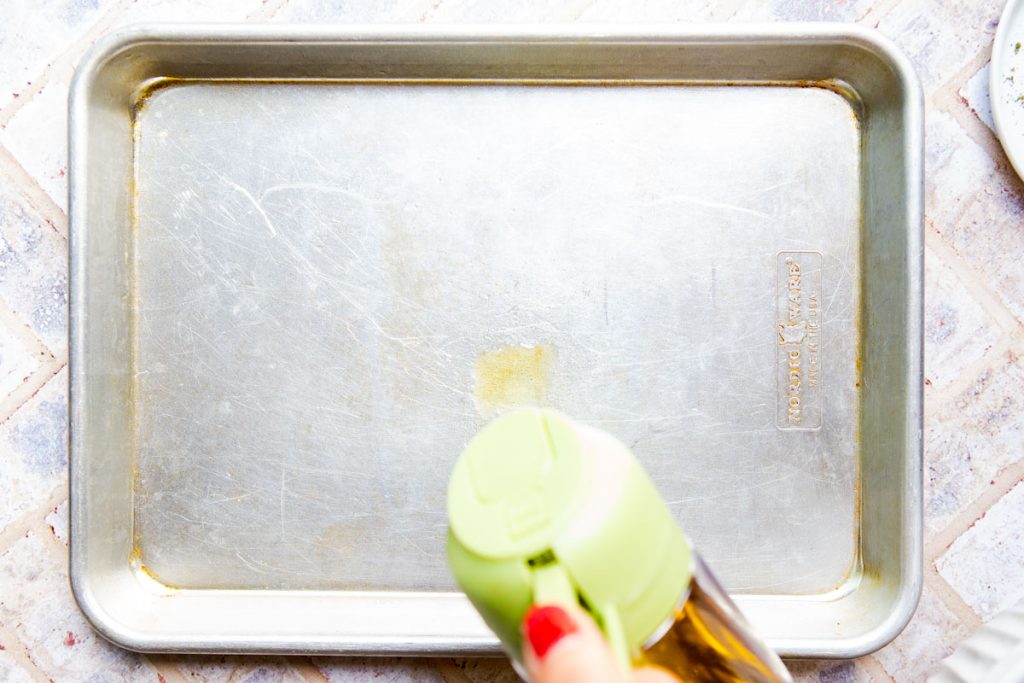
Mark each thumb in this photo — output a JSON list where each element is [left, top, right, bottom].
[[522, 604, 625, 683]]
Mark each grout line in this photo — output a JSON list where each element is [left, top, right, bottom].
[[0, 621, 52, 683], [935, 86, 1010, 178], [931, 43, 1003, 162], [923, 168, 989, 236], [295, 657, 329, 682], [416, 0, 448, 22], [929, 41, 1024, 224], [0, 72, 57, 130], [0, 58, 66, 129], [944, 87, 1002, 157], [934, 41, 993, 107], [24, 519, 175, 682], [405, 0, 442, 22], [924, 222, 1024, 334], [920, 76, 997, 233], [0, 143, 68, 241], [144, 656, 189, 683], [0, 360, 64, 428], [0, 489, 67, 683], [0, 296, 54, 360], [928, 317, 1024, 404], [855, 0, 901, 28], [925, 458, 1024, 563], [0, 485, 68, 556], [564, 0, 610, 21], [0, 0, 135, 128], [925, 43, 1004, 232], [223, 663, 243, 683], [0, 297, 65, 427], [925, 336, 1013, 408], [14, 577, 67, 679], [32, 497, 71, 558], [220, 658, 315, 682], [860, 653, 897, 682], [39, 492, 69, 548], [251, 0, 292, 20], [925, 562, 983, 632]]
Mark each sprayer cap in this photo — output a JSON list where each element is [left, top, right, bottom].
[[447, 409, 692, 664], [448, 409, 584, 560]]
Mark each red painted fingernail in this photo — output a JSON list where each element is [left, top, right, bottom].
[[523, 605, 578, 659]]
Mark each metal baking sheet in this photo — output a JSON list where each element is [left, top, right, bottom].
[[69, 24, 923, 657]]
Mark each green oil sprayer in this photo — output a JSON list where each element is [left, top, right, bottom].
[[447, 409, 793, 682]]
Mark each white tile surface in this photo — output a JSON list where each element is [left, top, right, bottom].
[[873, 590, 974, 682], [0, 531, 157, 680], [878, 0, 1002, 92], [924, 245, 1003, 395], [925, 110, 997, 226], [0, 369, 67, 534], [0, 183, 67, 354], [117, 0, 269, 22], [925, 352, 1024, 537], [270, 0, 423, 22], [0, 319, 41, 405], [938, 481, 1024, 621], [0, 0, 114, 112], [0, 648, 36, 683], [732, 0, 873, 22], [941, 168, 1024, 326], [0, 79, 71, 213]]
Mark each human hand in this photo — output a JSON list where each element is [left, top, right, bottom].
[[522, 605, 679, 683]]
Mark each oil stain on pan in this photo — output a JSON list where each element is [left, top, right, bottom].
[[473, 343, 556, 417]]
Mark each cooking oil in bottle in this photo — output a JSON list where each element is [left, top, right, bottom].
[[642, 558, 790, 682]]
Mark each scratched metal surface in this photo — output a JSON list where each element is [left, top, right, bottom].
[[132, 81, 860, 594]]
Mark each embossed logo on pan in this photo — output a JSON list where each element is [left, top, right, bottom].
[[777, 251, 822, 430]]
